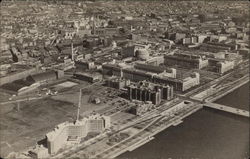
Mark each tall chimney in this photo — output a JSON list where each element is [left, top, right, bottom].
[[76, 89, 82, 121], [71, 42, 74, 61]]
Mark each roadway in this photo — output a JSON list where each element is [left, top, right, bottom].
[[51, 60, 250, 158], [177, 73, 249, 118], [184, 60, 249, 97], [204, 102, 249, 117], [0, 81, 103, 105], [10, 60, 248, 158], [93, 104, 203, 159], [53, 98, 201, 159]]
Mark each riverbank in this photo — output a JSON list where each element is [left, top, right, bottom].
[[118, 82, 249, 159]]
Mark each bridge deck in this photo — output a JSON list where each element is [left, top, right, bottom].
[[204, 102, 249, 117]]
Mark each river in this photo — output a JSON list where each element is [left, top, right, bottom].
[[118, 82, 249, 159]]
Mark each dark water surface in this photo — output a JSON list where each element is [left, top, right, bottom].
[[118, 82, 249, 159]]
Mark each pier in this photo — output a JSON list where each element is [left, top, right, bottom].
[[127, 136, 155, 152], [204, 102, 249, 118]]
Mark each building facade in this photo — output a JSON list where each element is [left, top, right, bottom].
[[153, 72, 200, 92], [46, 114, 111, 155], [102, 63, 199, 92], [127, 81, 174, 105], [106, 77, 130, 89], [164, 53, 208, 69]]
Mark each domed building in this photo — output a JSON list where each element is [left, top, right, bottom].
[[135, 49, 149, 60]]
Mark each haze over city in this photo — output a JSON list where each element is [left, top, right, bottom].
[[0, 0, 249, 159]]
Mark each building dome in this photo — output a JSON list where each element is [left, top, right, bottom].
[[135, 49, 149, 60]]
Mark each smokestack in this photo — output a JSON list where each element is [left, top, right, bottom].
[[92, 16, 95, 35], [71, 42, 74, 61], [76, 89, 82, 121]]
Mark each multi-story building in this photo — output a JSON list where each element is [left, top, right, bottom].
[[164, 53, 208, 69], [145, 55, 165, 66], [106, 77, 131, 89], [134, 63, 177, 78], [74, 72, 102, 83], [75, 60, 95, 71], [29, 145, 49, 159], [209, 58, 235, 74], [123, 68, 153, 82], [182, 36, 198, 45], [129, 102, 155, 116], [122, 43, 150, 58], [102, 64, 123, 77], [216, 61, 234, 74], [134, 63, 165, 73], [128, 84, 161, 105], [165, 32, 186, 43], [102, 63, 199, 92], [94, 27, 118, 36], [46, 114, 111, 155], [127, 81, 174, 105], [153, 72, 200, 92]]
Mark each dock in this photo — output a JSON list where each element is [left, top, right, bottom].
[[206, 75, 249, 102], [172, 119, 183, 126], [204, 102, 249, 118], [127, 136, 155, 152]]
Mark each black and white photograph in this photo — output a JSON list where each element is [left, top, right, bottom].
[[0, 0, 249, 159]]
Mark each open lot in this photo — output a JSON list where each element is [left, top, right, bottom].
[[54, 81, 78, 88], [0, 97, 75, 157], [0, 92, 15, 115], [0, 81, 123, 157]]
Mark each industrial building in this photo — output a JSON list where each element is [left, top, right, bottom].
[[164, 53, 208, 69], [1, 79, 40, 95], [145, 55, 164, 66], [199, 42, 238, 52], [129, 101, 155, 116], [94, 27, 119, 36], [122, 43, 150, 60], [127, 81, 174, 105], [103, 62, 176, 82], [182, 36, 198, 45], [123, 68, 153, 82], [75, 60, 95, 71], [61, 58, 75, 71], [208, 59, 235, 74], [26, 70, 64, 85], [134, 62, 177, 78], [165, 32, 186, 43], [0, 67, 39, 86], [135, 62, 169, 74], [102, 63, 199, 92], [102, 63, 124, 77], [135, 49, 150, 61], [153, 72, 200, 92], [1, 69, 64, 95], [29, 145, 49, 159], [106, 77, 130, 89], [74, 72, 102, 83], [46, 114, 111, 155]]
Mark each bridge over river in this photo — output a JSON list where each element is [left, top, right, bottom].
[[176, 95, 249, 118], [204, 102, 249, 118]]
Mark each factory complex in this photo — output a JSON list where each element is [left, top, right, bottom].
[[1, 1, 249, 159]]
